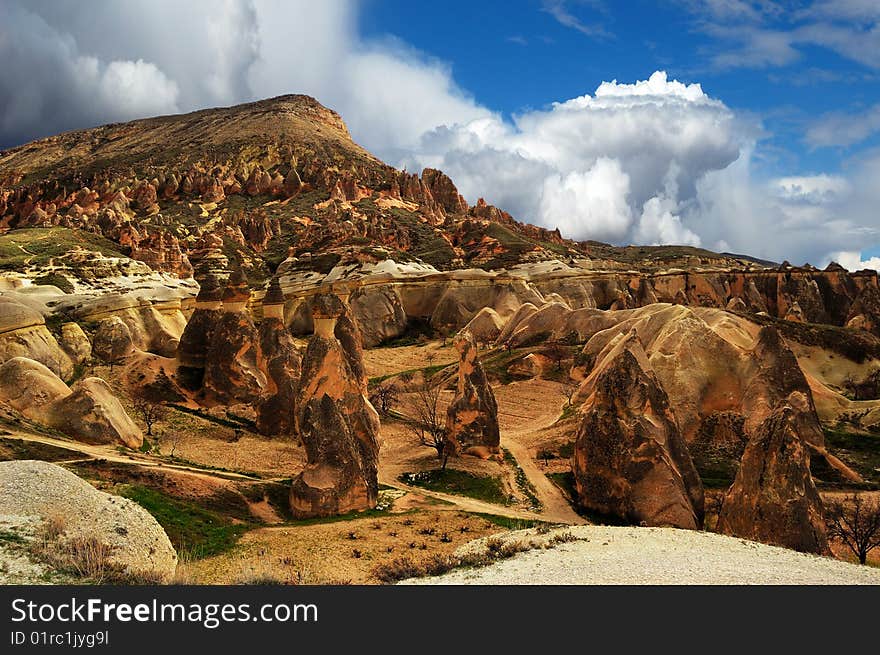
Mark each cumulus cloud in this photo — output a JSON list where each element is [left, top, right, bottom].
[[771, 175, 852, 203], [401, 71, 751, 248]]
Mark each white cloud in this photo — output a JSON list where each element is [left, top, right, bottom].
[[771, 174, 852, 203], [828, 251, 880, 271], [806, 104, 880, 148], [402, 71, 742, 247], [539, 158, 633, 242]]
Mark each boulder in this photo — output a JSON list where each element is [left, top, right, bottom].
[[463, 307, 505, 344], [289, 293, 380, 518], [0, 357, 70, 417], [92, 316, 136, 363], [0, 460, 177, 582], [48, 377, 143, 449], [718, 404, 829, 554], [571, 331, 703, 529], [445, 331, 500, 456], [58, 322, 91, 364]]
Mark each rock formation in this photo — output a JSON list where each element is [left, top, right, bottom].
[[445, 331, 500, 457], [202, 268, 267, 405], [49, 377, 143, 449], [58, 322, 91, 364], [92, 316, 137, 363], [0, 460, 177, 582], [256, 277, 301, 435], [175, 274, 223, 389], [571, 331, 703, 528], [718, 404, 829, 554], [0, 296, 73, 378], [289, 293, 380, 518], [0, 357, 142, 448]]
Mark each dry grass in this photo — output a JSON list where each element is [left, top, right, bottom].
[[29, 516, 163, 585], [372, 530, 583, 583]]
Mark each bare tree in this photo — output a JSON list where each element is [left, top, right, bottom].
[[403, 382, 450, 470], [131, 394, 168, 437], [369, 383, 399, 416], [543, 342, 569, 371], [825, 493, 880, 565]]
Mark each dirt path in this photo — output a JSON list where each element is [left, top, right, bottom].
[[494, 379, 587, 525], [3, 430, 275, 484]]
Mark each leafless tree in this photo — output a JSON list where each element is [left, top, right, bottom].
[[825, 493, 880, 565], [543, 342, 569, 371], [403, 382, 450, 470], [132, 394, 168, 437], [369, 383, 399, 416]]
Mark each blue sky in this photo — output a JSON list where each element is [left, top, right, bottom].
[[360, 0, 880, 179], [3, 0, 880, 266]]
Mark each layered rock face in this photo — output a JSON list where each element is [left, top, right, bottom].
[[201, 269, 267, 405], [0, 296, 73, 378], [289, 293, 380, 518], [256, 277, 301, 436], [445, 331, 500, 457], [572, 332, 703, 529], [718, 405, 829, 553]]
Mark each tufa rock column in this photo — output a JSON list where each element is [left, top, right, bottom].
[[201, 268, 267, 405], [289, 293, 380, 518], [256, 276, 301, 436], [445, 331, 501, 458]]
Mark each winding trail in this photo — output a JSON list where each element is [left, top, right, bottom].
[[494, 379, 587, 525]]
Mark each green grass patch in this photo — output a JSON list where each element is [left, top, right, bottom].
[[0, 227, 125, 270], [472, 513, 547, 531], [120, 485, 249, 559], [547, 472, 577, 501], [399, 469, 509, 505], [32, 272, 74, 293]]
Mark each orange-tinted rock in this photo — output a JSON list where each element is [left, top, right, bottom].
[[718, 404, 829, 554], [445, 331, 500, 456], [289, 293, 380, 518], [571, 332, 703, 529]]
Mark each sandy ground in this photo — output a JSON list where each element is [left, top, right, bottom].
[[363, 342, 457, 379], [179, 509, 505, 584], [405, 525, 880, 585]]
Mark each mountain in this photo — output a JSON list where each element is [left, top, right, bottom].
[[0, 94, 753, 288]]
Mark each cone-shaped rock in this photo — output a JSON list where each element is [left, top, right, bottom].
[[718, 404, 829, 554], [571, 331, 703, 529], [176, 273, 223, 390], [257, 277, 301, 435]]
